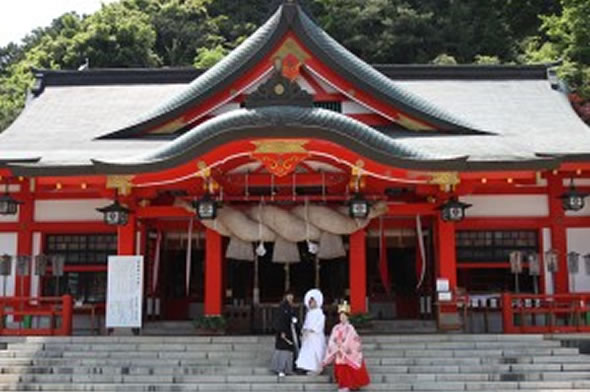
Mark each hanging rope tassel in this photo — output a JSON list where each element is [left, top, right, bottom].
[[416, 214, 427, 290], [185, 217, 194, 297]]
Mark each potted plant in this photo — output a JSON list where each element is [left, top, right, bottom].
[[349, 313, 373, 332], [193, 315, 227, 335]]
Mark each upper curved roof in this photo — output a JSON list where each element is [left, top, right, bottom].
[[104, 1, 478, 139], [87, 105, 556, 175]]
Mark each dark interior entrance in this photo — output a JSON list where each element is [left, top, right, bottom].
[[158, 234, 204, 320], [366, 227, 434, 320]]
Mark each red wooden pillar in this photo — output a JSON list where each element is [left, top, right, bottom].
[[349, 229, 367, 314], [547, 175, 568, 293], [117, 200, 137, 256], [204, 228, 223, 316], [435, 215, 457, 291], [16, 181, 33, 297]]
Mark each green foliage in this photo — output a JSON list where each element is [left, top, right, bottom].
[[524, 0, 590, 98], [431, 54, 458, 65], [194, 44, 228, 69], [193, 315, 227, 330], [348, 313, 373, 328], [474, 55, 501, 65]]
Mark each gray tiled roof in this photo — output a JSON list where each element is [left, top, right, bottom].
[[0, 84, 183, 166], [1, 71, 589, 174]]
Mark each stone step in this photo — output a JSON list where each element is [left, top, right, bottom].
[[3, 372, 588, 384], [3, 362, 583, 375], [5, 340, 562, 351], [0, 348, 578, 360], [0, 333, 552, 344], [0, 356, 585, 370], [0, 334, 587, 392], [1, 381, 590, 391]]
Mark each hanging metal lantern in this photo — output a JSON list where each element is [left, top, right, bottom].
[[583, 253, 590, 276], [509, 251, 523, 274], [567, 251, 580, 274], [51, 255, 65, 277], [348, 193, 370, 219], [545, 249, 559, 273], [193, 193, 218, 220], [16, 255, 31, 276], [0, 182, 23, 216], [96, 199, 131, 226], [437, 198, 472, 222], [559, 179, 588, 211], [527, 252, 540, 276], [0, 254, 12, 276], [34, 254, 48, 276]]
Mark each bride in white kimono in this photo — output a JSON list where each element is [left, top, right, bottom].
[[296, 289, 326, 374]]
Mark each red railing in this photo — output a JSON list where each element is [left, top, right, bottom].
[[502, 293, 590, 334], [0, 296, 72, 336]]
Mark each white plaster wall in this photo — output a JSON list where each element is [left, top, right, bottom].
[[34, 199, 110, 222], [30, 232, 41, 297], [0, 233, 17, 296], [565, 203, 590, 216], [543, 228, 554, 294], [211, 103, 240, 116], [461, 195, 549, 217], [342, 101, 371, 114], [563, 179, 590, 187], [295, 76, 315, 93], [0, 211, 18, 222], [566, 228, 590, 292], [308, 72, 338, 93]]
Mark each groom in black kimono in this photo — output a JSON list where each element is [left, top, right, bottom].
[[270, 290, 299, 377]]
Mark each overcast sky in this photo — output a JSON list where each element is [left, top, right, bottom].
[[0, 0, 119, 47]]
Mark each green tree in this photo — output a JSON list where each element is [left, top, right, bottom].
[[523, 0, 589, 104], [313, 0, 436, 64]]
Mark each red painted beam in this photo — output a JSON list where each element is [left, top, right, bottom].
[[547, 174, 568, 293], [349, 229, 367, 314], [204, 228, 223, 316], [435, 215, 457, 290], [16, 187, 33, 297], [387, 203, 437, 216], [136, 206, 194, 219]]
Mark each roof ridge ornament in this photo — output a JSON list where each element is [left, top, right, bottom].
[[244, 71, 313, 109], [282, 0, 298, 25]]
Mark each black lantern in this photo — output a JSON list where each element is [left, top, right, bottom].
[[96, 199, 131, 226], [348, 193, 370, 219], [0, 181, 23, 216], [193, 194, 218, 220], [437, 198, 472, 222], [559, 178, 588, 211]]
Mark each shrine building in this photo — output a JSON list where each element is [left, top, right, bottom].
[[1, 0, 590, 333]]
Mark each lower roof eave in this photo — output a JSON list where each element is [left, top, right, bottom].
[[5, 156, 562, 178], [6, 163, 96, 177]]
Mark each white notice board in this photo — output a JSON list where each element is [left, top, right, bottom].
[[106, 256, 144, 328]]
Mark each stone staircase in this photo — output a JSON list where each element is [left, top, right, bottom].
[[0, 334, 588, 391]]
